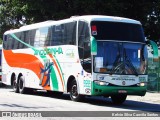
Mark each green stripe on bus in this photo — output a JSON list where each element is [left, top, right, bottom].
[[53, 55, 65, 87], [51, 66, 58, 90]]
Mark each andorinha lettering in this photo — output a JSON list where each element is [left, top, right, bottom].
[[34, 47, 63, 56]]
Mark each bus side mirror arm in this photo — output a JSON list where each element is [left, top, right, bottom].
[[147, 40, 159, 61]]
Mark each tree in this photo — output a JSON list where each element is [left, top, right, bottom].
[[0, 0, 27, 43], [145, 0, 160, 41], [0, 0, 160, 42], [114, 0, 160, 41]]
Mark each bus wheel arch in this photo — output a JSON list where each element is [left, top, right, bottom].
[[67, 75, 75, 93], [67, 75, 84, 101]]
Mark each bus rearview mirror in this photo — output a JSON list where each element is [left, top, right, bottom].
[[147, 40, 159, 62]]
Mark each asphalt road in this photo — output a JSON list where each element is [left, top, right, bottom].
[[0, 84, 160, 119]]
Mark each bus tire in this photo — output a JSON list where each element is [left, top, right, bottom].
[[111, 94, 127, 105], [70, 80, 84, 102], [19, 76, 27, 94], [13, 79, 19, 93]]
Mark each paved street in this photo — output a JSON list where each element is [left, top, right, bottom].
[[0, 84, 160, 111], [0, 84, 160, 119]]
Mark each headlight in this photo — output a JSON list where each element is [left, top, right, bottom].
[[137, 82, 147, 86], [94, 80, 109, 86]]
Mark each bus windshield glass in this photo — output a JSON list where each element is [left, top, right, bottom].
[[91, 21, 145, 43], [94, 41, 147, 75]]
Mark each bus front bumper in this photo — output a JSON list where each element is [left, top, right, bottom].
[[92, 82, 147, 96]]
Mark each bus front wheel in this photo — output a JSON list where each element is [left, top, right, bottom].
[[111, 94, 127, 105], [70, 80, 84, 102]]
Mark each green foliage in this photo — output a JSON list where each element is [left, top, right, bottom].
[[0, 0, 160, 41], [0, 37, 2, 44]]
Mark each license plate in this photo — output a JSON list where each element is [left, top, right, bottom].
[[118, 90, 127, 93]]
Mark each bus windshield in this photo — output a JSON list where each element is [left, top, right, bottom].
[[94, 41, 147, 75], [91, 21, 145, 43]]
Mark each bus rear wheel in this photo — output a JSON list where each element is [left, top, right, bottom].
[[111, 94, 127, 105], [13, 79, 19, 93], [19, 76, 27, 94], [70, 80, 84, 102]]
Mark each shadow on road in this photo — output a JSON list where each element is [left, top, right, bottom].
[[84, 96, 160, 112], [24, 89, 160, 112], [1, 85, 160, 112], [0, 103, 49, 109], [0, 83, 12, 89]]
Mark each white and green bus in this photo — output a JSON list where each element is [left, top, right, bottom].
[[2, 15, 155, 104]]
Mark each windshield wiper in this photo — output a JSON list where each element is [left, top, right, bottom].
[[111, 44, 138, 76], [123, 48, 138, 76], [110, 45, 122, 74]]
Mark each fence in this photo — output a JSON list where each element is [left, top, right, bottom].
[[147, 46, 160, 92]]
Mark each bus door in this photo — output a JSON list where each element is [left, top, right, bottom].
[[78, 20, 92, 95]]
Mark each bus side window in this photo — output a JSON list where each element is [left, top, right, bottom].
[[23, 31, 30, 48], [39, 27, 49, 47], [14, 32, 20, 49], [63, 21, 77, 45], [7, 35, 13, 50], [29, 29, 37, 46], [3, 35, 7, 50], [45, 27, 52, 46], [51, 25, 63, 46], [50, 22, 77, 46], [18, 32, 25, 49], [34, 29, 41, 47]]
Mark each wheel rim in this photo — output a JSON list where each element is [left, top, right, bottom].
[[71, 84, 78, 99]]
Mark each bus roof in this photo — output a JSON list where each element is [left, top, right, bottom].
[[4, 15, 141, 34]]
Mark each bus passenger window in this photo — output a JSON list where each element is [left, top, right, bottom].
[[29, 29, 37, 46]]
